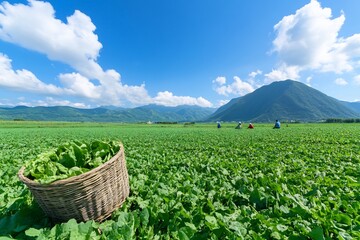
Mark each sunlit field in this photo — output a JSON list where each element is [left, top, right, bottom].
[[0, 121, 359, 239]]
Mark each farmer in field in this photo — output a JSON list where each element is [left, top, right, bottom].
[[217, 121, 221, 128], [248, 123, 254, 129], [273, 120, 281, 129], [235, 121, 242, 129]]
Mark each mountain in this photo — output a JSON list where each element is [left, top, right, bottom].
[[0, 105, 215, 122], [100, 105, 127, 111], [132, 104, 215, 121], [208, 80, 359, 122], [341, 101, 360, 114], [0, 105, 13, 108]]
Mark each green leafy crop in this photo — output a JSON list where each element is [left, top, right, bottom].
[[0, 122, 359, 239], [23, 140, 120, 184]]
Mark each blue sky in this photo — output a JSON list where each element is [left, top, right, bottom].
[[0, 0, 360, 108]]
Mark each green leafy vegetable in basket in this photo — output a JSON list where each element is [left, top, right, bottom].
[[23, 140, 121, 184]]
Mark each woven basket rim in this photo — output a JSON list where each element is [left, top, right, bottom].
[[18, 143, 124, 187]]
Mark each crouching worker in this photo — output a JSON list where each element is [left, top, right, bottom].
[[235, 121, 242, 129], [248, 123, 254, 129], [273, 120, 281, 129]]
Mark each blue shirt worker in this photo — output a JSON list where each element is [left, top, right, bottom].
[[217, 121, 221, 128], [273, 120, 281, 129]]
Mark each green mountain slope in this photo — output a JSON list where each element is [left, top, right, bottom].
[[208, 80, 359, 122], [341, 101, 360, 114], [0, 105, 215, 122]]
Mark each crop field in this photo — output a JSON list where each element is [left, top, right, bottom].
[[0, 121, 359, 239]]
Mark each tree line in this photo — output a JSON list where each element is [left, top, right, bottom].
[[325, 118, 360, 123]]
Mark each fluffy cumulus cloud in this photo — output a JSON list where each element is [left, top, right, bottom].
[[213, 76, 254, 97], [0, 96, 88, 108], [29, 97, 89, 108], [0, 0, 102, 78], [248, 70, 262, 79], [334, 78, 348, 86], [213, 76, 226, 85], [59, 73, 101, 99], [0, 53, 64, 94], [153, 91, 212, 107], [265, 65, 300, 83], [267, 0, 360, 81], [0, 1, 211, 107], [246, 70, 264, 89]]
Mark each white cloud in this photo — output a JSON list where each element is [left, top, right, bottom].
[[218, 99, 230, 107], [304, 76, 313, 87], [264, 65, 300, 83], [306, 76, 312, 84], [213, 76, 226, 85], [118, 83, 152, 106], [268, 0, 360, 79], [0, 0, 130, 105], [153, 91, 212, 107], [334, 78, 348, 86], [33, 97, 90, 108], [59, 73, 101, 99], [0, 53, 64, 94], [247, 70, 264, 89], [0, 97, 88, 108], [0, 52, 212, 107], [248, 70, 262, 78], [213, 76, 254, 96], [0, 1, 213, 108], [272, 0, 345, 70], [0, 1, 102, 79]]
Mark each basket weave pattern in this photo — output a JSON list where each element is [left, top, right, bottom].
[[18, 144, 130, 222]]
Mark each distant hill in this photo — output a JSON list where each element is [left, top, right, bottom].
[[341, 101, 360, 114], [208, 80, 359, 122], [0, 105, 215, 122]]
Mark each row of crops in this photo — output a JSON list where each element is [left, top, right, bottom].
[[0, 122, 359, 239]]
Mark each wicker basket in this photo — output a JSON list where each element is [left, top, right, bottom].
[[18, 144, 130, 222]]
